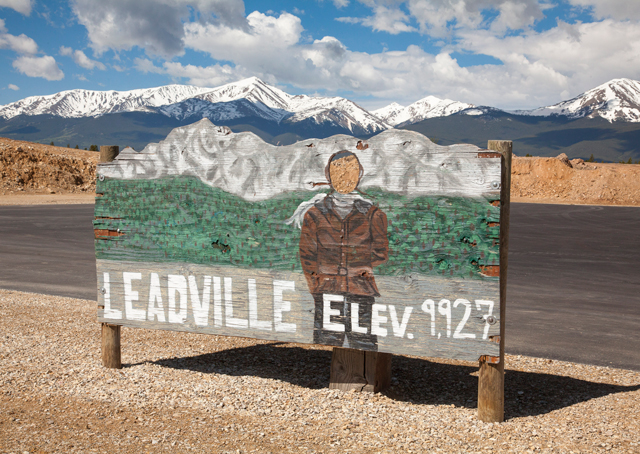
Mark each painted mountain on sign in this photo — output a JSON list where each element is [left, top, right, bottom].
[[100, 118, 500, 201], [95, 120, 501, 280]]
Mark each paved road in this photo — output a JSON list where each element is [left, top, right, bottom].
[[0, 203, 638, 370]]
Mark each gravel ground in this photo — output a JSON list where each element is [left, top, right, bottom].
[[1, 289, 638, 453]]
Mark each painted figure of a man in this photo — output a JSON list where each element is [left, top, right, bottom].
[[288, 151, 388, 350]]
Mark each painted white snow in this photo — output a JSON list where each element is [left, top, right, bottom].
[[99, 118, 500, 201]]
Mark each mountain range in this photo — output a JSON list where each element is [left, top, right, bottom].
[[2, 77, 640, 160]]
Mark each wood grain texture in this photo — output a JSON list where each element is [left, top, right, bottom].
[[329, 348, 391, 392], [478, 140, 512, 423], [329, 348, 368, 392], [101, 323, 121, 369], [100, 146, 120, 163], [97, 119, 501, 201], [93, 121, 508, 367], [364, 351, 392, 392], [96, 259, 500, 361]]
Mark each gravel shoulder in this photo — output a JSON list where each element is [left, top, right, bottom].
[[1, 289, 638, 453]]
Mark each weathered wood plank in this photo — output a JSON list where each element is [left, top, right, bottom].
[[94, 121, 508, 391], [96, 259, 500, 361], [97, 120, 500, 202], [101, 323, 121, 368], [478, 140, 512, 423], [329, 348, 368, 392], [364, 351, 392, 393], [99, 145, 120, 163]]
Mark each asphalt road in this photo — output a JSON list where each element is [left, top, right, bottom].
[[0, 203, 638, 371]]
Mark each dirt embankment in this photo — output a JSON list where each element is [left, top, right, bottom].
[[0, 138, 98, 196], [1, 137, 640, 206], [511, 154, 640, 206]]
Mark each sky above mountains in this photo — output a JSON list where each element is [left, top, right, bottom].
[[1, 0, 639, 110]]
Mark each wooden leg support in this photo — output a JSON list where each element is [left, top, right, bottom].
[[478, 357, 504, 422], [101, 323, 121, 369], [329, 347, 391, 392]]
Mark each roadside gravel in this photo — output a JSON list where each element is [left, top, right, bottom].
[[1, 289, 638, 453]]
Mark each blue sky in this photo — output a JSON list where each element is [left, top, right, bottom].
[[1, 0, 639, 110]]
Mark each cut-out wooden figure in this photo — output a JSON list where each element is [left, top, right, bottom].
[[289, 151, 389, 351]]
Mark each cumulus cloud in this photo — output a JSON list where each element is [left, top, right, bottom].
[[0, 19, 38, 54], [71, 0, 248, 57], [8, 83, 19, 90], [159, 6, 640, 109], [64, 1, 640, 110], [339, 0, 550, 37], [338, 5, 417, 34], [135, 58, 245, 87], [568, 0, 640, 21], [0, 0, 32, 15], [59, 46, 106, 70], [12, 55, 64, 80]]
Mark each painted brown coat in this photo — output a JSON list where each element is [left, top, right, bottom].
[[299, 197, 389, 296]]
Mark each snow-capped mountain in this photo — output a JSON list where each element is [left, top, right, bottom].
[[100, 118, 498, 202], [160, 77, 391, 134], [0, 85, 212, 119], [0, 77, 390, 135], [373, 96, 475, 127], [516, 78, 640, 122]]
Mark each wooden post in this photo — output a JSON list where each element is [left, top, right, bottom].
[[101, 324, 121, 368], [99, 146, 122, 369], [329, 347, 392, 392], [478, 140, 512, 422], [99, 145, 119, 163]]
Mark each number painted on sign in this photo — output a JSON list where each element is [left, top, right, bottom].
[[437, 299, 452, 338], [453, 299, 475, 339], [475, 299, 495, 340]]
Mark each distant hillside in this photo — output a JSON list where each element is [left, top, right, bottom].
[[3, 77, 640, 160], [402, 110, 640, 161]]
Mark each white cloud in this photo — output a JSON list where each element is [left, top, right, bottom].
[[333, 0, 350, 7], [0, 19, 38, 54], [338, 5, 417, 34], [71, 0, 248, 57], [177, 6, 640, 109], [0, 0, 32, 15], [8, 83, 19, 90], [339, 1, 551, 37], [12, 55, 64, 80], [60, 46, 106, 70], [134, 58, 244, 87], [455, 19, 640, 104], [65, 1, 638, 110], [568, 0, 640, 21]]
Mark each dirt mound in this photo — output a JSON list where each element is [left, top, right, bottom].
[[511, 155, 640, 206], [0, 138, 98, 194], [1, 137, 640, 206]]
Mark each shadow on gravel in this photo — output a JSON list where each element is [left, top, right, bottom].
[[145, 343, 639, 420]]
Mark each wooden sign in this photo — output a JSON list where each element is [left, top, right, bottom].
[[95, 119, 505, 363]]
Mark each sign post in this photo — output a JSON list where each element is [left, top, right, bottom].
[[478, 140, 511, 423], [98, 145, 122, 369], [94, 120, 510, 419]]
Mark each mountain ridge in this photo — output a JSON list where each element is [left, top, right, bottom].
[[514, 78, 640, 122]]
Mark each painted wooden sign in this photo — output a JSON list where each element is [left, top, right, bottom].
[[95, 119, 503, 362]]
